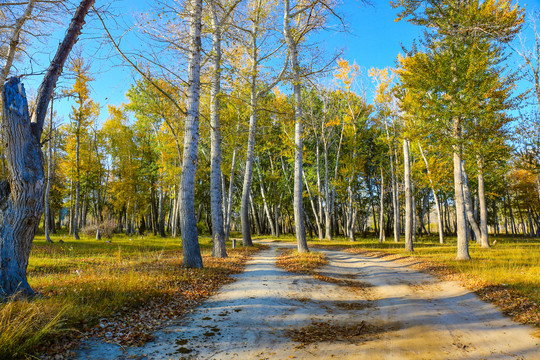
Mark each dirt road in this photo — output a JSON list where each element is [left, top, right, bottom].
[[77, 242, 539, 359]]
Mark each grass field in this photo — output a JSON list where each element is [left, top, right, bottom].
[[0, 232, 260, 359]]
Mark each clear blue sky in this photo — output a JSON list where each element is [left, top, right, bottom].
[[22, 0, 540, 125]]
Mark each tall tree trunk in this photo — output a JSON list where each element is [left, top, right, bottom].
[[418, 142, 444, 244], [453, 150, 470, 260], [315, 139, 324, 239], [379, 167, 385, 243], [44, 96, 54, 243], [403, 139, 414, 252], [259, 164, 276, 236], [158, 189, 166, 237], [528, 208, 535, 237], [284, 0, 308, 253], [477, 156, 490, 248], [323, 141, 332, 240], [462, 166, 482, 242], [178, 0, 204, 268], [451, 45, 470, 260], [240, 45, 258, 247], [303, 170, 321, 239], [209, 4, 226, 258], [73, 119, 81, 240], [249, 193, 261, 236], [225, 146, 237, 241], [0, 79, 44, 297], [171, 188, 179, 237], [379, 166, 385, 243]]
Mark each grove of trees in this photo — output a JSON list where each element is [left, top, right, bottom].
[[1, 0, 540, 298]]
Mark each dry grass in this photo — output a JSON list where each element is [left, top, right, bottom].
[[0, 233, 261, 359], [275, 248, 327, 274]]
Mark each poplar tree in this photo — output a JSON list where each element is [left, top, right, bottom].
[[394, 0, 523, 259]]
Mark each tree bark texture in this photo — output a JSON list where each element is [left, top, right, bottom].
[[44, 97, 54, 243], [453, 151, 470, 260], [0, 79, 44, 297], [461, 166, 482, 242], [178, 0, 204, 268], [477, 157, 490, 248], [403, 139, 414, 252], [209, 4, 227, 258], [284, 0, 308, 253], [418, 143, 444, 244], [379, 167, 385, 243]]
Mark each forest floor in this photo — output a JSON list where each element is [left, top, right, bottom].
[[76, 241, 539, 360]]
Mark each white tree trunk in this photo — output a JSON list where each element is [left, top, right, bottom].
[[418, 142, 444, 244], [379, 167, 385, 243], [209, 3, 226, 258], [44, 98, 54, 243], [178, 0, 204, 268], [403, 139, 414, 252], [284, 0, 308, 252], [454, 150, 470, 260], [462, 166, 482, 242], [240, 91, 257, 247], [225, 147, 237, 241], [477, 156, 490, 248], [73, 116, 81, 240]]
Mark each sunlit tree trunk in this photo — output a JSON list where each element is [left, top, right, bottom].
[[454, 145, 470, 260], [178, 0, 204, 268], [303, 170, 321, 239], [403, 139, 413, 252], [209, 3, 226, 258], [259, 163, 276, 236], [379, 167, 385, 243], [315, 139, 324, 239], [477, 156, 490, 247], [462, 166, 482, 242], [44, 97, 54, 243], [73, 113, 81, 240], [418, 143, 444, 244], [284, 0, 308, 252], [225, 146, 237, 241], [241, 88, 257, 246], [323, 140, 332, 240]]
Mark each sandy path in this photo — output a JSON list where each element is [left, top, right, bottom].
[[76, 242, 539, 360]]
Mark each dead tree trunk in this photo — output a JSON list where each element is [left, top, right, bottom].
[[0, 79, 44, 297], [0, 0, 94, 299]]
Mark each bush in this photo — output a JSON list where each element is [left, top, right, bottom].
[[81, 220, 117, 239]]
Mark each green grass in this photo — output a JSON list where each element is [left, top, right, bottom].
[[0, 233, 260, 359]]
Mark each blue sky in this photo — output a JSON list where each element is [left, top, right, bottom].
[[21, 0, 540, 125]]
